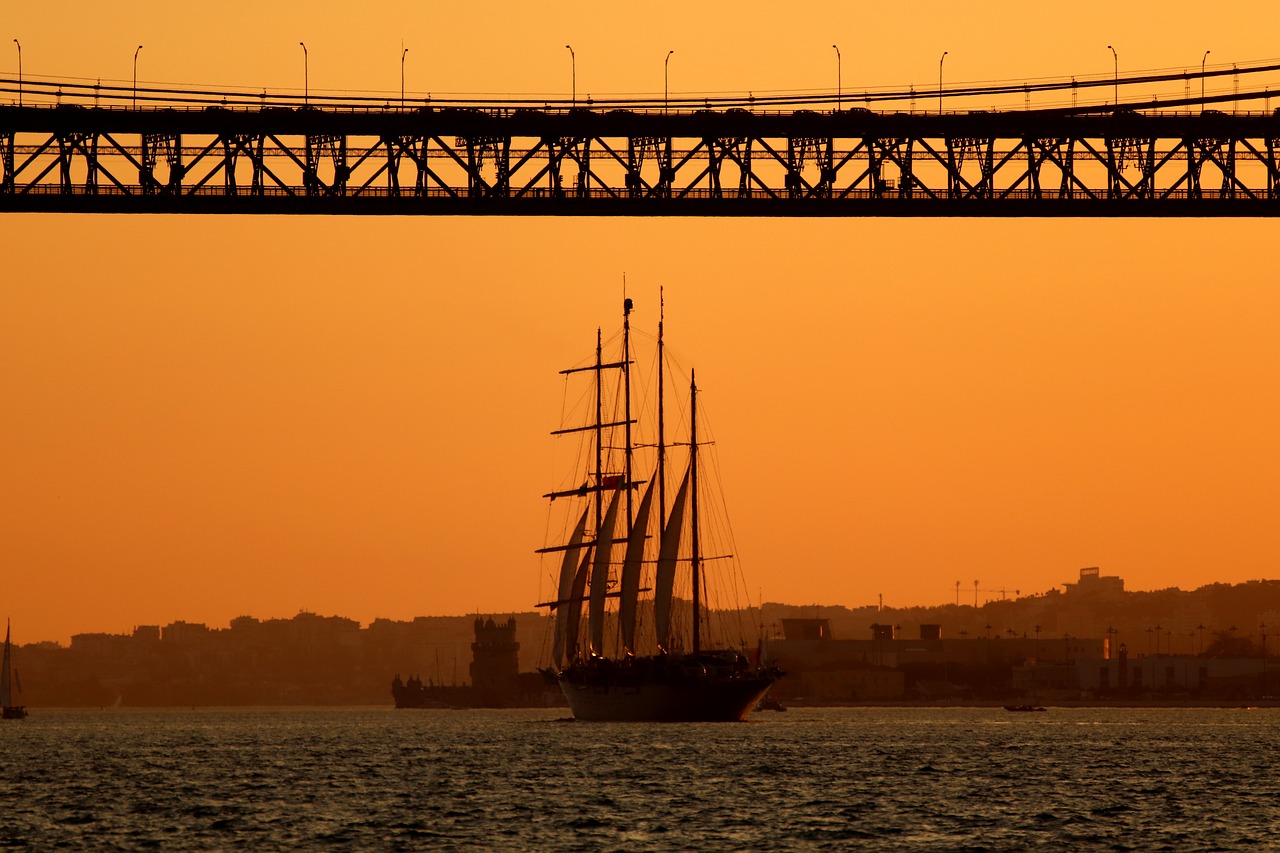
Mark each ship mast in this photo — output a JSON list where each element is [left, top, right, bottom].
[[623, 298, 634, 532], [690, 370, 701, 656], [593, 328, 603, 540], [657, 290, 666, 531]]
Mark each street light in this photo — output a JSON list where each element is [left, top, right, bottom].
[[133, 45, 143, 109], [565, 44, 575, 108], [664, 50, 674, 114], [832, 44, 841, 111], [1201, 49, 1211, 105], [12, 39, 20, 107], [300, 41, 308, 106], [401, 46, 408, 110], [1107, 44, 1118, 106], [938, 51, 947, 113]]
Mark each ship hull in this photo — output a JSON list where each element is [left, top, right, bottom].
[[558, 654, 778, 722]]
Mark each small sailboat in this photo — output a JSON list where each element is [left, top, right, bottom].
[[2, 620, 28, 720], [537, 295, 780, 722]]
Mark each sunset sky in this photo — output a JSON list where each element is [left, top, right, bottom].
[[3, 2, 1280, 645]]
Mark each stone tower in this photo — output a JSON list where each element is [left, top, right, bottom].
[[470, 616, 520, 707]]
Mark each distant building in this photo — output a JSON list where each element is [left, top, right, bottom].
[[392, 615, 557, 708], [1076, 653, 1279, 698], [470, 617, 520, 707], [780, 618, 831, 641], [1064, 566, 1125, 597]]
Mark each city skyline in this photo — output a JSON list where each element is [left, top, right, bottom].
[[4, 3, 1280, 646]]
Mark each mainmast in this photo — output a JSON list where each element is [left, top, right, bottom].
[[690, 370, 701, 657], [657, 291, 666, 531], [622, 298, 634, 531]]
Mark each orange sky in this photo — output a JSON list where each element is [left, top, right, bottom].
[[3, 3, 1280, 644]]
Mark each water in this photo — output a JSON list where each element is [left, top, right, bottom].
[[2, 706, 1277, 850]]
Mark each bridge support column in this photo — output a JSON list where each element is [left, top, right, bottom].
[[1, 132, 12, 194], [947, 137, 993, 199], [736, 138, 753, 198], [1268, 138, 1280, 200], [57, 132, 98, 195], [141, 134, 182, 195], [220, 135, 264, 196], [305, 134, 347, 197]]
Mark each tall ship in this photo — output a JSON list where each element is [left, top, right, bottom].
[[537, 296, 779, 722]]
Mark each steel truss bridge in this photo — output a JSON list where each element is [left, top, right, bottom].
[[3, 71, 1280, 216]]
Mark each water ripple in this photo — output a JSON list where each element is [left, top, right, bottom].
[[0, 707, 1278, 850]]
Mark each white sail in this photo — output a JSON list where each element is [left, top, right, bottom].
[[552, 508, 590, 669], [653, 466, 692, 652], [563, 547, 592, 664], [588, 489, 623, 655], [619, 477, 657, 654]]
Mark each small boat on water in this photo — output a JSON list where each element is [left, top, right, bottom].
[[1003, 704, 1047, 712], [755, 694, 787, 712], [537, 295, 781, 722], [2, 620, 28, 720]]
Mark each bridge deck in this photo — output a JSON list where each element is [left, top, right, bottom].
[[3, 104, 1279, 215]]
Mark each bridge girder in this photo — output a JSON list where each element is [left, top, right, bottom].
[[2, 105, 1279, 214]]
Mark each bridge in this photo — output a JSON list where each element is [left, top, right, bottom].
[[3, 65, 1280, 216]]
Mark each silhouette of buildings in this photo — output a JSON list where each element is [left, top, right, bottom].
[[11, 569, 1280, 707], [760, 568, 1280, 703]]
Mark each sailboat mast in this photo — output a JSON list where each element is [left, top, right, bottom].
[[623, 298, 634, 532], [690, 371, 701, 657], [1, 620, 11, 708]]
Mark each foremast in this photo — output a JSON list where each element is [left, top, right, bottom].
[[541, 305, 637, 666]]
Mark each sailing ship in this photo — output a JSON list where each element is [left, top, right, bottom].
[[2, 620, 28, 720], [537, 296, 780, 722]]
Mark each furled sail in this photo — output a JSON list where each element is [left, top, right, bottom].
[[552, 508, 590, 669], [653, 466, 692, 652], [563, 546, 593, 664], [619, 477, 657, 654], [588, 489, 623, 655]]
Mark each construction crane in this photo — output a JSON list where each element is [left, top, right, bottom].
[[955, 580, 1021, 607]]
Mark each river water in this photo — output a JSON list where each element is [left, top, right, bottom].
[[1, 706, 1276, 850]]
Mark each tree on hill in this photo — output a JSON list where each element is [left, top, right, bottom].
[[1202, 629, 1263, 658]]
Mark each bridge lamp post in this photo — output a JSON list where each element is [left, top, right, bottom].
[[401, 46, 408, 110], [1107, 44, 1118, 106], [664, 50, 674, 115], [300, 41, 308, 106], [938, 51, 947, 113], [832, 44, 841, 111], [12, 39, 20, 107], [1201, 49, 1210, 105], [565, 44, 575, 109], [133, 44, 143, 109]]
